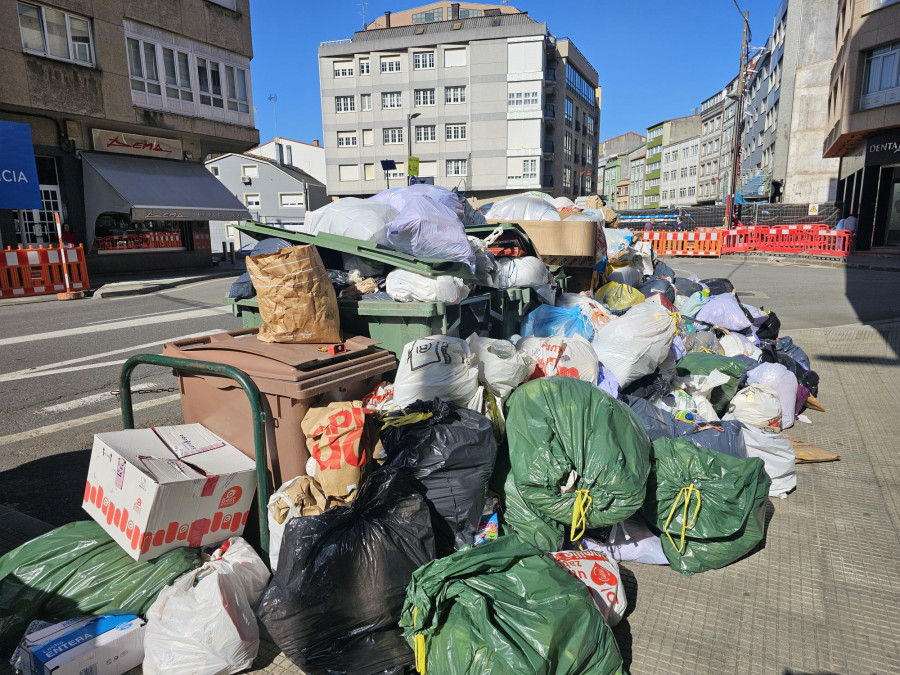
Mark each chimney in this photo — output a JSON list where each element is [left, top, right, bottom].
[[384, 10, 391, 28], [450, 3, 460, 19], [313, 139, 320, 147], [276, 142, 284, 165]]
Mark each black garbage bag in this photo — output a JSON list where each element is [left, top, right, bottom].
[[622, 369, 671, 400], [638, 276, 676, 302], [654, 259, 676, 279], [680, 420, 748, 458], [625, 396, 692, 441], [380, 400, 497, 555], [257, 467, 435, 675], [228, 237, 293, 299], [756, 310, 781, 340], [674, 277, 702, 297], [775, 336, 811, 369], [701, 278, 735, 295]]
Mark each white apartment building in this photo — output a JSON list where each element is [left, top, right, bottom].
[[628, 149, 646, 209], [660, 136, 700, 206], [250, 138, 327, 184]]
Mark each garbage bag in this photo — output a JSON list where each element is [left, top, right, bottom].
[[380, 400, 497, 554], [492, 256, 553, 304], [621, 369, 671, 400], [556, 292, 615, 334], [775, 336, 811, 369], [756, 310, 781, 340], [674, 277, 702, 297], [393, 336, 480, 410], [604, 228, 634, 262], [550, 547, 627, 626], [680, 419, 748, 459], [632, 240, 655, 276], [467, 334, 532, 400], [695, 293, 752, 331], [486, 194, 561, 221], [675, 290, 710, 318], [385, 269, 470, 304], [399, 536, 625, 675], [739, 424, 797, 497], [405, 183, 466, 219], [597, 365, 621, 398], [521, 304, 593, 340], [726, 384, 783, 431], [596, 518, 669, 566], [642, 437, 771, 575], [307, 198, 396, 245], [267, 476, 336, 571], [595, 281, 645, 311], [701, 278, 735, 295], [228, 238, 294, 300], [607, 263, 643, 287], [593, 302, 677, 388], [625, 395, 691, 441], [676, 352, 750, 414], [654, 259, 675, 279], [503, 377, 652, 550], [746, 362, 799, 429], [0, 520, 199, 655], [143, 538, 270, 675], [257, 467, 435, 674], [638, 277, 676, 302], [516, 335, 599, 384], [682, 330, 723, 354], [719, 333, 762, 360]]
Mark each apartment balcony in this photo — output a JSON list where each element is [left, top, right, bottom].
[[575, 121, 581, 133], [543, 141, 555, 157], [542, 175, 554, 188]]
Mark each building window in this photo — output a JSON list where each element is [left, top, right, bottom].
[[280, 193, 305, 208], [359, 59, 370, 75], [446, 159, 468, 176], [362, 129, 373, 146], [679, 188, 687, 198], [413, 52, 435, 69], [335, 95, 355, 112], [364, 163, 375, 180], [337, 131, 357, 147], [508, 91, 539, 107], [690, 165, 697, 176], [380, 56, 401, 73], [565, 63, 595, 106], [245, 193, 260, 208], [680, 167, 687, 178], [339, 165, 360, 181], [412, 8, 442, 22], [387, 162, 405, 179], [563, 167, 572, 192], [862, 41, 900, 109], [383, 127, 404, 144], [382, 92, 402, 109], [688, 186, 695, 197], [648, 127, 663, 140], [586, 117, 595, 135], [523, 158, 538, 180], [17, 2, 95, 66], [445, 86, 467, 104], [334, 60, 354, 78], [444, 48, 466, 67], [358, 93, 372, 111], [241, 164, 258, 179], [415, 88, 435, 106], [565, 97, 573, 125], [196, 57, 226, 108], [225, 65, 249, 113], [163, 47, 194, 105], [208, 165, 219, 176], [446, 124, 467, 140], [127, 38, 161, 95], [415, 125, 436, 142]]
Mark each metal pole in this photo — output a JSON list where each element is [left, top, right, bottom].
[[727, 10, 749, 228], [229, 241, 236, 265]]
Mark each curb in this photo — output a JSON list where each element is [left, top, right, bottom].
[[92, 267, 242, 299], [660, 252, 900, 273]]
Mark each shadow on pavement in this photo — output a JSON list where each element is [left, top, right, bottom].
[[844, 267, 900, 358], [0, 449, 92, 528]]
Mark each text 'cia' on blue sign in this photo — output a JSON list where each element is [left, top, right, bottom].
[[0, 121, 42, 209]]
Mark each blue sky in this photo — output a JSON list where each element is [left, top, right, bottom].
[[248, 0, 783, 145]]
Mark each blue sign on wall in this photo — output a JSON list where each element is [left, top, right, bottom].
[[0, 121, 42, 209]]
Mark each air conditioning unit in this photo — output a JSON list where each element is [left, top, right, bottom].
[[241, 176, 251, 184]]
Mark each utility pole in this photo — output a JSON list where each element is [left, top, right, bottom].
[[268, 94, 278, 138], [727, 9, 749, 228]]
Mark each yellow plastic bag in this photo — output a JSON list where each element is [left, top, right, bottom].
[[595, 281, 645, 310]]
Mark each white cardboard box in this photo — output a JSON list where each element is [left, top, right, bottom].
[[21, 615, 145, 675], [83, 424, 257, 560]]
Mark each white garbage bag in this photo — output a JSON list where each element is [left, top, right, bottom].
[[551, 196, 577, 210], [675, 291, 709, 318], [562, 212, 600, 221], [406, 183, 466, 219], [143, 538, 271, 675], [746, 362, 799, 429], [603, 228, 635, 262], [632, 240, 655, 276], [307, 198, 396, 246], [719, 333, 763, 360], [485, 195, 561, 221], [386, 269, 470, 304], [467, 334, 532, 401], [342, 253, 385, 277], [556, 292, 615, 335], [595, 518, 669, 566], [550, 546, 627, 626], [592, 303, 677, 387], [493, 256, 554, 304], [695, 292, 752, 331], [740, 424, 797, 497], [393, 336, 481, 410], [516, 335, 599, 384], [725, 384, 783, 431]]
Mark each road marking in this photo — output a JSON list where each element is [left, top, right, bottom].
[[85, 306, 218, 325], [41, 382, 160, 414], [0, 329, 224, 383], [0, 394, 180, 446], [0, 306, 231, 347]]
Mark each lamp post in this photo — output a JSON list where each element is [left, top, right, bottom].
[[407, 112, 420, 180]]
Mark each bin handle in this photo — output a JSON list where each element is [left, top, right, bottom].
[[169, 326, 259, 348], [119, 354, 270, 555]]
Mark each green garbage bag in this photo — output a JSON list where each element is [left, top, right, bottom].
[[642, 437, 771, 576], [0, 520, 200, 655], [503, 377, 651, 550], [400, 536, 625, 675], [676, 352, 750, 414]]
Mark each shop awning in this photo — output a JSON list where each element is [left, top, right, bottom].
[[82, 151, 250, 239]]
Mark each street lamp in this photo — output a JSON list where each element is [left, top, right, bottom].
[[407, 112, 420, 178]]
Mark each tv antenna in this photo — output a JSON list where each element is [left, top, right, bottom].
[[359, 2, 368, 28], [267, 94, 278, 137]]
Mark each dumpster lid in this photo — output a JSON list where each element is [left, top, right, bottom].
[[162, 328, 382, 382]]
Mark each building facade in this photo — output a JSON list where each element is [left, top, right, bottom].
[[597, 131, 646, 204], [698, 87, 727, 204], [644, 115, 700, 208], [660, 134, 700, 206], [1, 0, 259, 273], [317, 3, 599, 200], [628, 147, 646, 209], [825, 0, 900, 249], [250, 137, 327, 184]]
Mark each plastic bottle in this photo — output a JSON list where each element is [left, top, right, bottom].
[[673, 410, 696, 423]]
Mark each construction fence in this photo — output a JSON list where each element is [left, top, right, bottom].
[[617, 202, 843, 230]]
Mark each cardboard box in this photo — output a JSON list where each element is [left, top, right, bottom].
[[20, 615, 145, 675], [83, 424, 257, 560], [489, 219, 597, 258]]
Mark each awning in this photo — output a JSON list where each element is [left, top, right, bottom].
[[82, 151, 250, 245]]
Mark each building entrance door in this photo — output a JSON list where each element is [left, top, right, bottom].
[[888, 179, 900, 246], [17, 185, 62, 246]]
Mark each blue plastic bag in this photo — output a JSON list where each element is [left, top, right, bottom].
[[520, 305, 593, 340]]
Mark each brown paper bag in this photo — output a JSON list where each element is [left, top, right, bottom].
[[247, 244, 341, 343], [301, 402, 376, 501], [270, 476, 334, 524]]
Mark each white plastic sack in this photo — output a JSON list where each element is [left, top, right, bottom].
[[675, 291, 709, 318], [562, 212, 600, 221], [695, 292, 752, 331], [746, 362, 799, 429], [740, 424, 797, 497], [607, 264, 642, 287], [486, 195, 561, 221], [726, 384, 783, 431], [719, 333, 763, 360], [467, 334, 532, 401], [143, 538, 271, 675], [516, 335, 599, 384], [556, 292, 615, 334], [550, 547, 627, 626], [742, 302, 769, 327], [632, 240, 655, 276], [394, 336, 480, 410], [592, 303, 677, 387], [595, 518, 668, 566], [493, 256, 554, 303], [551, 196, 577, 210], [406, 183, 465, 219], [307, 198, 396, 246], [603, 228, 635, 262], [386, 269, 470, 305], [342, 253, 384, 277]]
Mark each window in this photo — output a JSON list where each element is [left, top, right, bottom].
[[413, 52, 435, 69], [415, 125, 436, 142], [692, 143, 698, 156], [334, 60, 354, 77], [563, 167, 572, 192], [364, 163, 375, 181], [565, 97, 573, 124], [690, 165, 697, 176], [164, 47, 194, 104], [383, 127, 404, 144], [508, 91, 539, 107], [196, 57, 224, 108], [18, 2, 94, 66], [445, 86, 467, 104], [522, 158, 538, 180], [360, 93, 372, 111], [862, 41, 900, 109], [565, 63, 595, 106], [241, 164, 258, 179], [648, 127, 663, 140], [418, 160, 437, 177], [460, 8, 483, 18], [412, 8, 442, 22], [446, 124, 467, 140], [225, 65, 249, 112], [362, 129, 373, 146], [335, 95, 355, 112], [647, 161, 661, 172], [680, 167, 687, 178], [280, 193, 304, 208], [648, 145, 660, 156], [127, 38, 161, 95], [208, 165, 219, 176], [564, 132, 572, 159], [444, 48, 466, 67], [337, 131, 357, 147], [446, 159, 467, 176], [245, 193, 260, 208], [381, 56, 401, 73], [359, 59, 370, 75], [339, 165, 360, 181], [679, 188, 687, 198], [387, 162, 405, 179], [415, 88, 435, 106], [586, 117, 595, 135], [382, 92, 402, 109]]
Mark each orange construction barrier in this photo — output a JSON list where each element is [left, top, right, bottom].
[[0, 244, 90, 299], [639, 230, 723, 257]]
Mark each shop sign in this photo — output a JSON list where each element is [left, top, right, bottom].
[[0, 121, 41, 209], [865, 129, 900, 166], [132, 207, 248, 221], [92, 129, 183, 160]]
